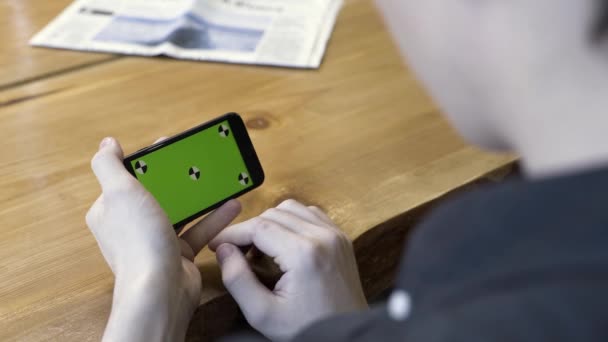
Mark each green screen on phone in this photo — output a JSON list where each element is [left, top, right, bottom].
[[129, 120, 252, 225]]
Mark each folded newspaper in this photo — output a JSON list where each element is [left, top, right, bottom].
[[30, 0, 343, 68]]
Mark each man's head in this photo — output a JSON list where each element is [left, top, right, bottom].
[[376, 0, 608, 151]]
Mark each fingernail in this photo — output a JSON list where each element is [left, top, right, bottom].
[[216, 244, 234, 265], [100, 137, 112, 149]]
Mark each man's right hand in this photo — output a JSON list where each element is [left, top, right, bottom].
[[209, 199, 369, 341]]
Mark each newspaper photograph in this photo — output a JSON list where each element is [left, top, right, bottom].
[[30, 0, 343, 68]]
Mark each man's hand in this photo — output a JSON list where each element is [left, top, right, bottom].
[[86, 137, 241, 342], [209, 199, 368, 341]]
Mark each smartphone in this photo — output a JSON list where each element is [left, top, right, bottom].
[[123, 113, 264, 229]]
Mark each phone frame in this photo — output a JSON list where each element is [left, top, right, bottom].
[[123, 112, 264, 230]]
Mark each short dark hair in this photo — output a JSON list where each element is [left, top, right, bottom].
[[593, 0, 608, 41]]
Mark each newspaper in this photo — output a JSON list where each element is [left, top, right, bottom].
[[30, 0, 343, 69]]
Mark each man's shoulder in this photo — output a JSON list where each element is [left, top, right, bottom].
[[399, 167, 608, 302], [417, 166, 608, 239]]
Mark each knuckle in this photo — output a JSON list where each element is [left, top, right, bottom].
[[252, 217, 274, 234], [251, 217, 267, 229], [300, 239, 323, 257], [327, 230, 350, 247], [297, 233, 350, 272], [221, 266, 244, 288], [298, 240, 327, 270], [279, 199, 298, 209], [323, 231, 344, 249], [90, 150, 105, 170], [263, 208, 280, 217]]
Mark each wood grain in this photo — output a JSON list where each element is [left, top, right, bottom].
[[0, 0, 117, 89], [0, 0, 514, 340]]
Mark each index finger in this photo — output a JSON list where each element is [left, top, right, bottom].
[[209, 217, 305, 265], [180, 199, 242, 256]]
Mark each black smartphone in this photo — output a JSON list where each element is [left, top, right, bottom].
[[123, 113, 264, 229]]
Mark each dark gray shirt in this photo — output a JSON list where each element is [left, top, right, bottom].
[[232, 166, 608, 341]]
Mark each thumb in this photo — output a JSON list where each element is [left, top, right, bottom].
[[216, 243, 276, 324], [91, 137, 131, 192], [181, 199, 242, 256]]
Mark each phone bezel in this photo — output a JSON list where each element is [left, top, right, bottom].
[[123, 112, 265, 230]]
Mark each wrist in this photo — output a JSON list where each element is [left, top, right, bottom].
[[103, 271, 193, 342]]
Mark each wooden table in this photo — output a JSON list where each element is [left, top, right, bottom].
[[0, 0, 514, 340]]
